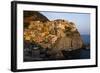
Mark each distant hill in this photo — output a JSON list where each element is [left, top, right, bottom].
[[24, 11, 49, 28]]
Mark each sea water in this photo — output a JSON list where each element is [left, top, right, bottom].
[[79, 35, 90, 59], [81, 35, 90, 45]]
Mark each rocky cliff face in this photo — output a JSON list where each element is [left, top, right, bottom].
[[52, 20, 83, 51], [24, 11, 84, 59]]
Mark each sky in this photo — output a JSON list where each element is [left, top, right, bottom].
[[40, 11, 90, 35]]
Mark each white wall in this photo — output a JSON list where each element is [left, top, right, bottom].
[[0, 0, 99, 73], [18, 0, 98, 5]]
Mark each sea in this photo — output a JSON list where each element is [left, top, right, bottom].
[[81, 35, 90, 45], [79, 35, 90, 59]]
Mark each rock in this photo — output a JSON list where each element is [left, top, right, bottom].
[[50, 20, 83, 58], [52, 33, 83, 51], [24, 12, 84, 59]]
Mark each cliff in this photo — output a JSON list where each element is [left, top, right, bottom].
[[24, 11, 84, 59]]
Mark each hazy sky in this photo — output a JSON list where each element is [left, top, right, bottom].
[[40, 11, 90, 35]]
